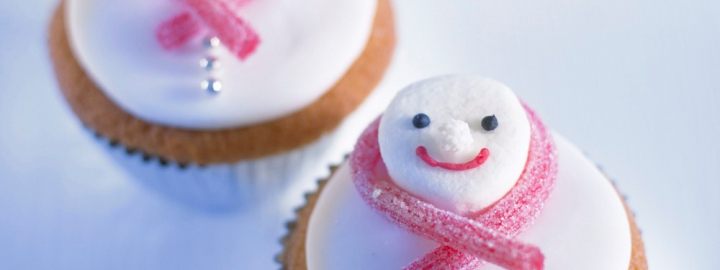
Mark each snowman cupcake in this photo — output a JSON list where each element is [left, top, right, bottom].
[[47, 0, 395, 166], [280, 75, 647, 269]]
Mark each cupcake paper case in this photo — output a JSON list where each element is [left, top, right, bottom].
[[280, 75, 647, 269]]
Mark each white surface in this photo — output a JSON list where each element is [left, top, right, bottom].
[[67, 0, 375, 129], [0, 0, 719, 269], [307, 135, 631, 270], [379, 76, 531, 213]]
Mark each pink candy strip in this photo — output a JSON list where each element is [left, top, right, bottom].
[[350, 105, 557, 270], [406, 246, 485, 270], [155, 0, 260, 60], [184, 0, 260, 60], [156, 12, 201, 50]]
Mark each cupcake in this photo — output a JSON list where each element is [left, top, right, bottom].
[[47, 0, 396, 201], [48, 0, 395, 267], [48, 0, 395, 165], [281, 75, 647, 269]]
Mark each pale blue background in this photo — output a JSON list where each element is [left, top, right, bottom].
[[1, 0, 719, 269]]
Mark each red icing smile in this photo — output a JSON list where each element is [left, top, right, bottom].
[[416, 146, 490, 171]]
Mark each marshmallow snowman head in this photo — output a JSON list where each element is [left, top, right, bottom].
[[378, 75, 531, 214]]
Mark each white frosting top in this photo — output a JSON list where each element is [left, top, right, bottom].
[[379, 76, 531, 213], [306, 135, 632, 269], [66, 0, 376, 129]]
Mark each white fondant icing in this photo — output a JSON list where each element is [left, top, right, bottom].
[[379, 75, 531, 213], [306, 135, 632, 270], [66, 0, 376, 129]]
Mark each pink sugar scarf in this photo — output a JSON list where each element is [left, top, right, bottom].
[[156, 0, 260, 60], [350, 105, 557, 270]]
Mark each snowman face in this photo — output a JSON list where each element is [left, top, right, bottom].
[[378, 76, 531, 214]]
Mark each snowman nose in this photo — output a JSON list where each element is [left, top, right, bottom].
[[436, 119, 474, 154]]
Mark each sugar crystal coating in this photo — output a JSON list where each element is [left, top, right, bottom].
[[155, 0, 260, 60], [156, 12, 201, 50]]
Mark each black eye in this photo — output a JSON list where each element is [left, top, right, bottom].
[[481, 115, 498, 131], [412, 113, 431, 129]]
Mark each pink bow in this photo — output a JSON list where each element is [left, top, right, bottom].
[[350, 105, 557, 270], [156, 0, 260, 60]]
